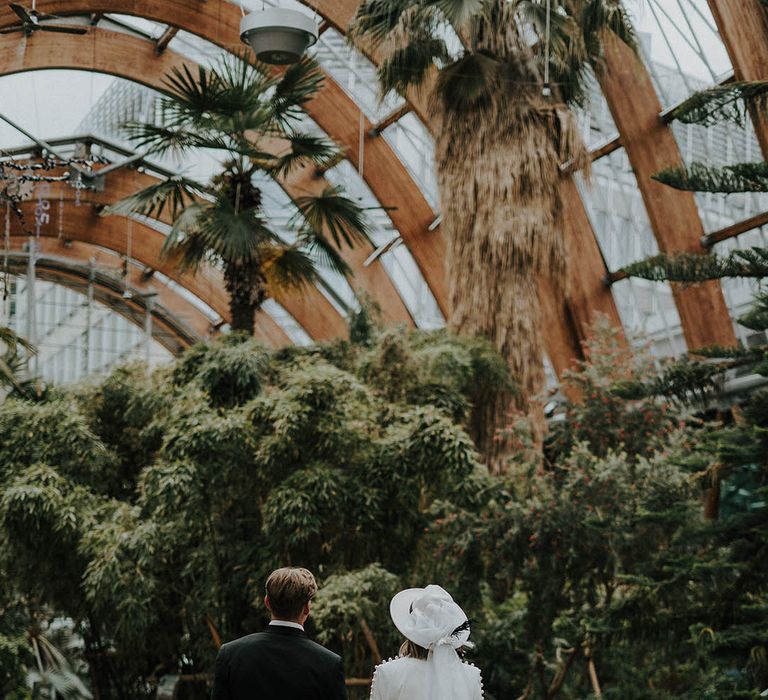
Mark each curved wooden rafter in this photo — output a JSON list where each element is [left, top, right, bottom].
[[0, 1, 448, 317], [0, 27, 414, 328], [3, 237, 206, 354], [6, 197, 340, 342], [707, 0, 768, 158]]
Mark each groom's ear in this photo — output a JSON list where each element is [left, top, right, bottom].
[[264, 595, 272, 613]]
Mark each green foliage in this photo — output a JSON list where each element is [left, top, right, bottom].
[[312, 564, 402, 665], [2, 324, 767, 699], [667, 80, 768, 127], [0, 329, 488, 698], [547, 319, 678, 460], [619, 247, 768, 283], [652, 161, 768, 193]]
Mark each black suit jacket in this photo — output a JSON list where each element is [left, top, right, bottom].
[[211, 625, 347, 700]]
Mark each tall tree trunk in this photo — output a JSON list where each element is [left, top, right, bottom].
[[431, 29, 587, 470], [224, 262, 267, 335]]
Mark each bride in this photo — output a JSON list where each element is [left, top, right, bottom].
[[370, 585, 483, 700]]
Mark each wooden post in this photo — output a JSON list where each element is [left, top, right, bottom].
[[598, 33, 737, 350], [707, 0, 768, 157]]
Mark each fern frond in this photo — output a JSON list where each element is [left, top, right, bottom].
[[652, 161, 768, 193], [667, 80, 768, 126], [619, 248, 768, 283]]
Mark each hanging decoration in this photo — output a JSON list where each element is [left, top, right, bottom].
[[0, 152, 107, 296]]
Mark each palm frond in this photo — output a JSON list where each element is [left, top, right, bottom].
[[0, 325, 33, 353], [378, 35, 451, 95], [738, 290, 768, 332], [160, 202, 209, 268], [435, 51, 500, 112], [349, 0, 423, 47], [193, 196, 276, 265], [267, 134, 341, 177], [619, 247, 768, 283], [667, 80, 768, 127], [297, 225, 354, 276], [103, 177, 210, 221], [121, 121, 238, 157], [578, 0, 638, 59], [262, 245, 318, 292], [162, 52, 275, 121], [271, 57, 325, 129], [291, 185, 371, 249], [425, 0, 487, 28]]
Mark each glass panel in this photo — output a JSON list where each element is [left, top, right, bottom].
[[627, 0, 732, 107], [6, 276, 171, 383], [0, 71, 114, 148], [575, 71, 619, 150], [576, 147, 687, 356], [382, 113, 440, 212], [326, 160, 445, 329], [577, 148, 659, 269]]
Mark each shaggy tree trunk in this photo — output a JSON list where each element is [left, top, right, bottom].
[[224, 262, 267, 335], [431, 27, 586, 470]]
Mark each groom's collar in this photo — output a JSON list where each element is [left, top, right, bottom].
[[267, 620, 306, 637], [269, 620, 304, 631]]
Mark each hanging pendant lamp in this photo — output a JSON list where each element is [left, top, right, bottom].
[[240, 8, 319, 65]]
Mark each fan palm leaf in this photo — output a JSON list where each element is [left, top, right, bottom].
[[267, 134, 341, 177], [292, 186, 372, 249], [271, 57, 326, 129], [262, 245, 318, 292], [103, 176, 211, 221], [0, 326, 34, 394]]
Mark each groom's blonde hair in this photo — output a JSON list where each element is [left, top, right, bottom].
[[265, 567, 317, 619]]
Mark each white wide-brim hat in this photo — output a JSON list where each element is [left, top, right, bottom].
[[390, 585, 471, 650]]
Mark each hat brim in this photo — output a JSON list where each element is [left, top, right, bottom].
[[389, 588, 471, 647], [390, 588, 424, 641]]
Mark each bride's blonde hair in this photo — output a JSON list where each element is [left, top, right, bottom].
[[398, 639, 428, 660]]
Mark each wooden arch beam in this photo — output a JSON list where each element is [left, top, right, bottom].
[[598, 33, 736, 350], [707, 0, 768, 157], [8, 198, 340, 341], [0, 26, 413, 328], [5, 236, 291, 350], [3, 238, 203, 355]]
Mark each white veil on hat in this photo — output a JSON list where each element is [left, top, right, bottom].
[[388, 585, 476, 700]]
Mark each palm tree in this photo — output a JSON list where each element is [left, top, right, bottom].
[[0, 325, 35, 395], [107, 52, 371, 335], [350, 0, 636, 462]]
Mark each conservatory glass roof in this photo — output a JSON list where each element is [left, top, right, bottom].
[[0, 0, 766, 387]]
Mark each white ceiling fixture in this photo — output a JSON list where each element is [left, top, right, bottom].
[[240, 7, 319, 65]]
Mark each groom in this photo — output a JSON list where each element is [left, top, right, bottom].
[[211, 567, 347, 700]]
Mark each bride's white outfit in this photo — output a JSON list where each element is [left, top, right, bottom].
[[370, 585, 484, 700]]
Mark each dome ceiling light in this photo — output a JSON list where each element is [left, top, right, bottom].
[[240, 8, 319, 65]]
